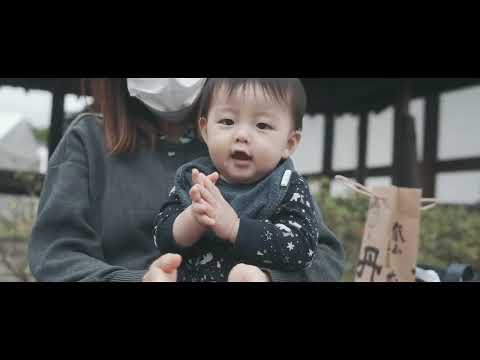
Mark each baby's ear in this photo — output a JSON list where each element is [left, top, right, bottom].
[[198, 117, 209, 143], [282, 131, 302, 159]]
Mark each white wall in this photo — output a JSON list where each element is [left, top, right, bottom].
[[291, 114, 324, 174], [295, 85, 480, 204]]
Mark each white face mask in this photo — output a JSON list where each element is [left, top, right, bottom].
[[127, 78, 207, 120]]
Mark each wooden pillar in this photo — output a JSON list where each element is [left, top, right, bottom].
[[357, 111, 369, 184], [323, 112, 334, 178], [422, 94, 440, 198], [392, 81, 420, 187], [48, 86, 65, 158]]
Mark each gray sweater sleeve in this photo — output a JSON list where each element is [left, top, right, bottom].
[[28, 124, 146, 282]]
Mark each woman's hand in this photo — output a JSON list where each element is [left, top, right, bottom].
[[143, 253, 182, 282]]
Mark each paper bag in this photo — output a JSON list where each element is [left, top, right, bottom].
[[335, 176, 435, 282]]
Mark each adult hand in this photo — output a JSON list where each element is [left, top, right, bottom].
[[143, 253, 182, 282]]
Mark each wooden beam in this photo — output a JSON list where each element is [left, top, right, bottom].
[[323, 112, 334, 178], [303, 157, 480, 183], [335, 167, 392, 179], [422, 94, 440, 197], [436, 157, 480, 172], [356, 111, 368, 184], [303, 166, 392, 180], [392, 81, 420, 187], [48, 86, 65, 158], [302, 78, 480, 116]]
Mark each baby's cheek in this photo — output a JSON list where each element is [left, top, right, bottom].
[[209, 143, 227, 162], [255, 150, 281, 173]]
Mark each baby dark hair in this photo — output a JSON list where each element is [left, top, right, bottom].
[[198, 78, 307, 130]]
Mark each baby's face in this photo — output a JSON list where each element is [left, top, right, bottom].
[[199, 84, 301, 185]]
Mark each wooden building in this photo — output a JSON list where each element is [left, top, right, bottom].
[[1, 78, 480, 198]]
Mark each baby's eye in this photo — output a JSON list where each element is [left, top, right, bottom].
[[257, 122, 273, 130], [219, 118, 234, 126]]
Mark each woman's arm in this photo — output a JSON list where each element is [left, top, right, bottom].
[[28, 124, 145, 282]]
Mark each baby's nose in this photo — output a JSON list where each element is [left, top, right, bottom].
[[234, 127, 250, 143]]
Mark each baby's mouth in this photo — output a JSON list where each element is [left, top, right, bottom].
[[231, 150, 253, 161]]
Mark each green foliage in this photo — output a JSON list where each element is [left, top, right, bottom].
[[310, 177, 480, 281], [0, 172, 40, 281], [419, 205, 480, 269], [1, 173, 40, 240], [32, 126, 49, 145], [0, 193, 37, 282], [13, 172, 43, 196]]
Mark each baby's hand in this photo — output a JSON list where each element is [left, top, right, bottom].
[[192, 168, 219, 188], [189, 169, 220, 227], [191, 174, 239, 243], [189, 184, 216, 227]]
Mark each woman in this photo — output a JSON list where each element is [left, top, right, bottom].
[[28, 78, 344, 282]]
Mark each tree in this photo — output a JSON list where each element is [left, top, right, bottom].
[[31, 126, 49, 145]]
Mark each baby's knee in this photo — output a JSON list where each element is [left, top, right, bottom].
[[228, 263, 265, 282]]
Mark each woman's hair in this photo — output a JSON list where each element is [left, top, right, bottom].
[[81, 78, 161, 155], [197, 78, 307, 130]]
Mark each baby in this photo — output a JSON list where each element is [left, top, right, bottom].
[[153, 78, 323, 282]]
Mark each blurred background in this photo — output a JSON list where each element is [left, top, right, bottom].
[[0, 78, 479, 281]]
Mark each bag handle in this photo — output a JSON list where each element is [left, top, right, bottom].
[[334, 175, 385, 199], [334, 176, 437, 211], [420, 198, 437, 211]]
